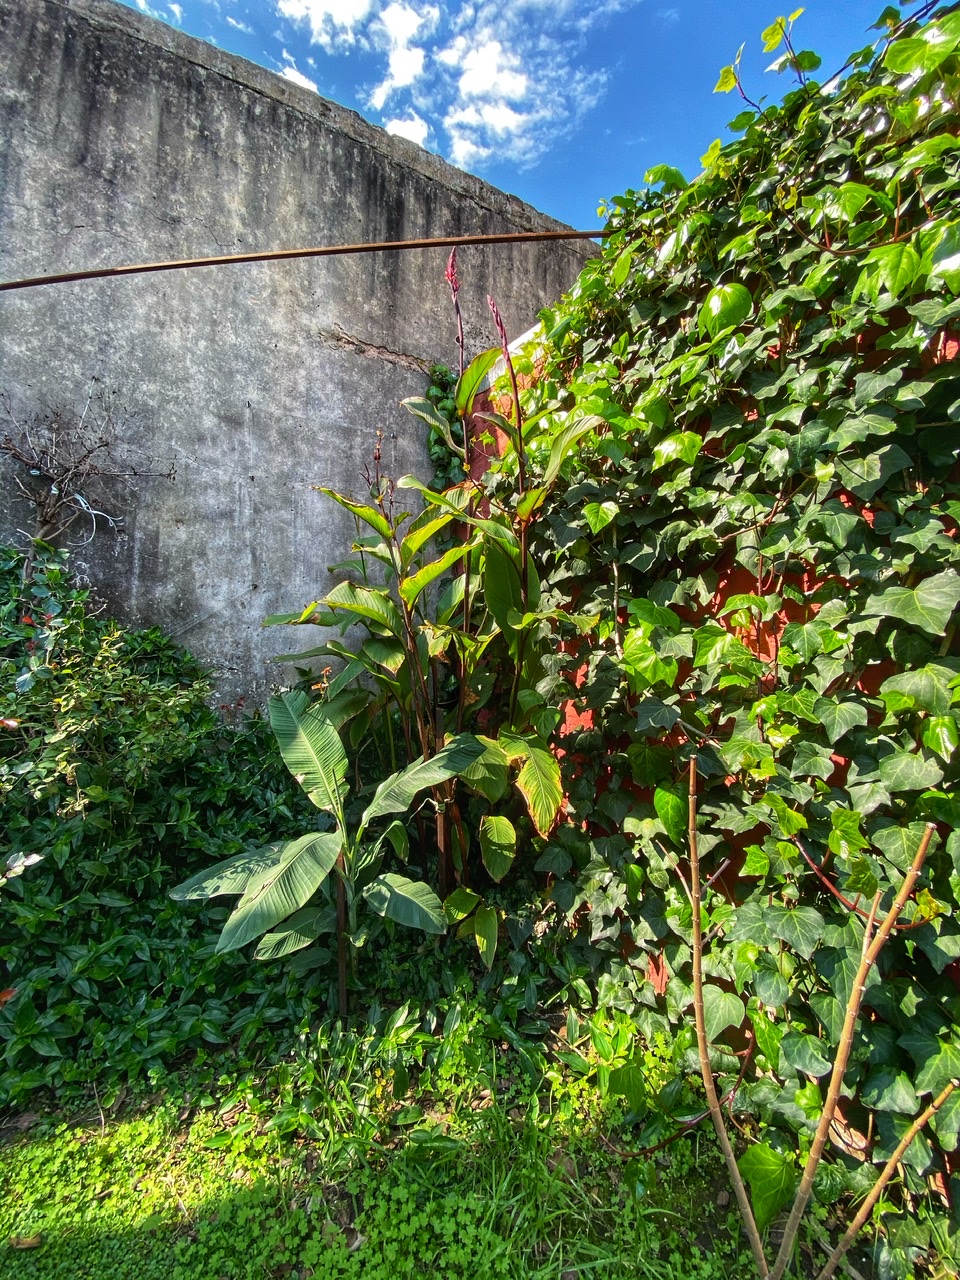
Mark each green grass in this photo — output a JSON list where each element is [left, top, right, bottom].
[[0, 1062, 745, 1280]]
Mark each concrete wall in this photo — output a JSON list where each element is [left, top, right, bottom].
[[0, 0, 590, 700]]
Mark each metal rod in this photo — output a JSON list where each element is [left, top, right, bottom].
[[0, 228, 610, 294]]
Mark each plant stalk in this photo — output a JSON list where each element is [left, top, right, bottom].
[[687, 754, 770, 1278], [768, 822, 936, 1280], [814, 1080, 957, 1280]]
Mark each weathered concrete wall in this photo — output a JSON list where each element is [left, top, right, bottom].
[[0, 0, 590, 700]]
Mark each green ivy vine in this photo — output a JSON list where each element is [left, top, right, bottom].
[[483, 2, 960, 1265]]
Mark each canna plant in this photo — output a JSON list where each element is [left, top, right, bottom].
[[264, 308, 601, 966], [171, 689, 484, 1016]]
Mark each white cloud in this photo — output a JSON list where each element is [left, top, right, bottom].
[[368, 3, 436, 110], [279, 52, 319, 91], [455, 40, 527, 101], [226, 14, 253, 32], [168, 3, 183, 22], [657, 7, 680, 23], [386, 111, 430, 146], [276, 0, 374, 49], [271, 0, 639, 172]]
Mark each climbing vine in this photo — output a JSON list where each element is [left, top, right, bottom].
[[483, 3, 960, 1269]]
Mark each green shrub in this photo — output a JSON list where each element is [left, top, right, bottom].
[[0, 545, 320, 1107]]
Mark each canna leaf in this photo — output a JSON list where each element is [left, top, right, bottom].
[[216, 832, 342, 954], [269, 690, 348, 817]]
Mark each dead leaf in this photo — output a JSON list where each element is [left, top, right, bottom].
[[0, 989, 16, 1009], [647, 952, 669, 996], [9, 1235, 42, 1249]]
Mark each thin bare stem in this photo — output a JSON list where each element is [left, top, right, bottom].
[[768, 823, 937, 1280], [687, 754, 770, 1278], [814, 1081, 957, 1280]]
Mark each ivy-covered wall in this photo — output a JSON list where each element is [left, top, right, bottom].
[[477, 2, 960, 1225]]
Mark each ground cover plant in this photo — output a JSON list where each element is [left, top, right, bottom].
[[0, 544, 321, 1107]]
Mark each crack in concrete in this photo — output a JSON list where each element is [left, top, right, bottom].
[[317, 325, 428, 371]]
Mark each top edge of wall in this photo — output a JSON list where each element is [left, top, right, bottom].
[[40, 0, 577, 238]]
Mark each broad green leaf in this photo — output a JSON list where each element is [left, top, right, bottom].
[[932, 222, 960, 295], [402, 510, 456, 563], [698, 283, 752, 338], [474, 904, 499, 968], [324, 581, 405, 638], [739, 1145, 798, 1230], [360, 735, 485, 830], [460, 736, 511, 803], [483, 539, 523, 641], [584, 501, 619, 534], [645, 164, 688, 190], [399, 543, 470, 609], [479, 815, 517, 882], [400, 398, 464, 459], [216, 832, 342, 954], [170, 846, 283, 901], [363, 873, 446, 934], [767, 905, 825, 960], [254, 905, 337, 960], [863, 242, 921, 299], [540, 417, 601, 491], [702, 986, 744, 1042], [269, 691, 348, 817], [654, 786, 687, 845], [444, 886, 481, 923], [516, 738, 563, 837], [455, 347, 501, 418], [714, 64, 737, 93], [314, 486, 393, 540], [864, 570, 960, 636]]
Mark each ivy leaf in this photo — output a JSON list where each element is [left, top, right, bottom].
[[701, 986, 744, 1043], [738, 1145, 797, 1230], [877, 749, 943, 793], [862, 1069, 920, 1114], [583, 501, 619, 534], [698, 283, 753, 338], [906, 1035, 960, 1096], [924, 716, 959, 760], [871, 822, 930, 871], [828, 808, 869, 859], [652, 432, 701, 470], [880, 666, 953, 716], [780, 1031, 832, 1078], [714, 65, 737, 93], [654, 785, 687, 845], [814, 698, 868, 742], [767, 905, 825, 960], [864, 570, 960, 636]]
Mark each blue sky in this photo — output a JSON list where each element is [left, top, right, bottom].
[[123, 0, 902, 228]]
